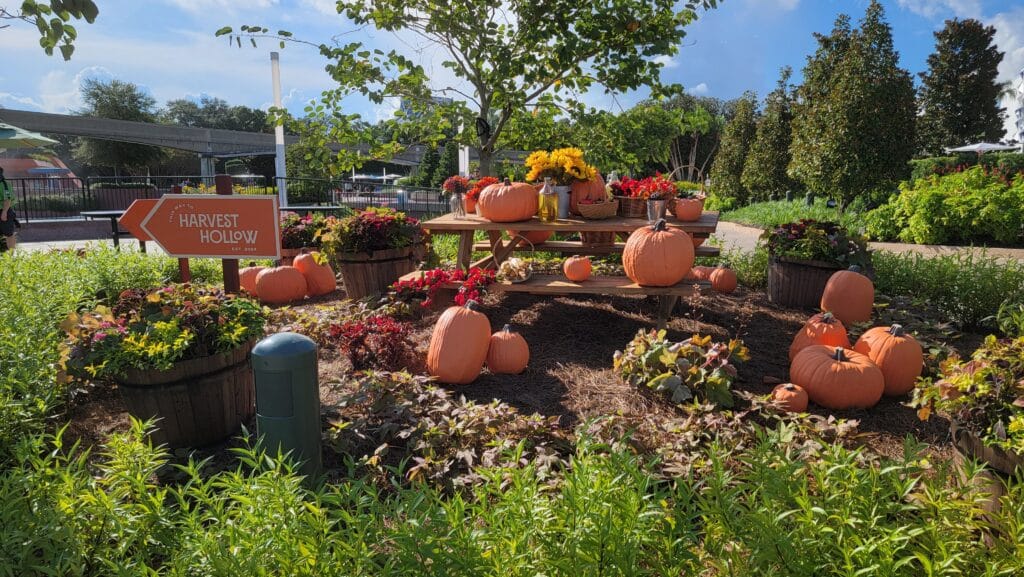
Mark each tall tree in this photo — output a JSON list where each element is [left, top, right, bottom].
[[917, 19, 1006, 155], [742, 67, 798, 201], [0, 1, 98, 60], [789, 1, 915, 211], [709, 93, 757, 206], [222, 0, 719, 176], [431, 140, 459, 188], [73, 79, 164, 175]]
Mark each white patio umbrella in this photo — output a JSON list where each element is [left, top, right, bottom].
[[0, 122, 58, 149], [944, 142, 1018, 155]]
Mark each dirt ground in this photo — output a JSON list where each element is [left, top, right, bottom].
[[66, 286, 979, 464]]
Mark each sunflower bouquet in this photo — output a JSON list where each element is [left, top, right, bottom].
[[525, 147, 598, 186]]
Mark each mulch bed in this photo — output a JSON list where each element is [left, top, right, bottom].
[[65, 286, 981, 464]]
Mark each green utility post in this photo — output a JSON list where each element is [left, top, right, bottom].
[[252, 332, 322, 480]]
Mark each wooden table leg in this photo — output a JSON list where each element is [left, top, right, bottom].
[[110, 217, 120, 249], [456, 231, 474, 271], [656, 295, 679, 330]]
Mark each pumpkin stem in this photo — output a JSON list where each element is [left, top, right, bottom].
[[848, 265, 862, 273], [502, 177, 512, 185], [833, 347, 847, 362], [465, 300, 482, 312], [502, 324, 513, 333], [889, 324, 905, 337], [820, 312, 836, 323], [652, 219, 668, 232]]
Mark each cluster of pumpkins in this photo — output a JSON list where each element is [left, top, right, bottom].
[[771, 266, 924, 413], [619, 219, 737, 293], [238, 252, 337, 304], [427, 302, 529, 384], [476, 177, 607, 223]]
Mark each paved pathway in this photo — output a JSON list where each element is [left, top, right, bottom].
[[711, 221, 1024, 261]]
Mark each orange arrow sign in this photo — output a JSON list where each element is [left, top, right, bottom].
[[117, 199, 158, 242], [140, 195, 281, 259]]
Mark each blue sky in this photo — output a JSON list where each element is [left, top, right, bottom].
[[1, 0, 1022, 136]]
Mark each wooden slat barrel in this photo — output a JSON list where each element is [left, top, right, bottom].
[[117, 341, 255, 448], [767, 256, 842, 309], [334, 244, 424, 299]]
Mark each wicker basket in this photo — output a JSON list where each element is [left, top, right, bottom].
[[577, 199, 619, 220], [616, 196, 646, 218], [580, 231, 616, 247]]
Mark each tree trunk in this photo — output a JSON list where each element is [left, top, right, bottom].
[[688, 132, 700, 181], [478, 146, 494, 177]]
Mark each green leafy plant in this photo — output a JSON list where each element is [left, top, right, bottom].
[[760, 219, 871, 268], [990, 296, 1024, 338], [61, 284, 265, 381], [613, 330, 749, 408], [320, 207, 424, 257], [913, 336, 1024, 454]]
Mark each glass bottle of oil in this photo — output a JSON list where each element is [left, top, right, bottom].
[[538, 177, 558, 222]]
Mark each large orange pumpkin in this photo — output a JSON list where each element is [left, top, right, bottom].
[[563, 255, 592, 282], [239, 264, 265, 297], [623, 219, 695, 287], [790, 345, 884, 410], [853, 324, 923, 396], [293, 251, 337, 297], [426, 301, 492, 384], [771, 383, 809, 413], [709, 265, 737, 293], [478, 178, 538, 223], [255, 266, 308, 304], [570, 174, 607, 215], [820, 266, 874, 325], [788, 312, 851, 362], [507, 230, 553, 244], [486, 324, 529, 374]]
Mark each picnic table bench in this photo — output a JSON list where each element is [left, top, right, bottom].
[[400, 211, 721, 329], [81, 210, 147, 252]]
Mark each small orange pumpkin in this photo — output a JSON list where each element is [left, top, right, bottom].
[[507, 229, 553, 245], [623, 219, 695, 287], [486, 324, 529, 374], [820, 265, 874, 325], [478, 178, 539, 223], [709, 265, 737, 293], [771, 383, 808, 413], [672, 197, 704, 221], [293, 251, 337, 297], [570, 174, 607, 215], [255, 266, 308, 304], [691, 266, 714, 281], [239, 263, 265, 296], [426, 301, 492, 384], [790, 346, 884, 410], [789, 312, 851, 362], [563, 255, 592, 282], [853, 324, 923, 396]]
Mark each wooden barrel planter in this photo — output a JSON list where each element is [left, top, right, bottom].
[[767, 256, 842, 309], [951, 422, 1022, 538], [335, 244, 425, 300], [116, 341, 255, 448]]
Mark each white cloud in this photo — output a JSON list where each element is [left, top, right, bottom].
[[653, 55, 678, 69], [772, 0, 800, 11], [163, 0, 279, 14], [896, 0, 983, 20], [300, 0, 339, 15], [687, 82, 710, 96]]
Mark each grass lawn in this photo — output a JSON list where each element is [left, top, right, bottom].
[[721, 198, 863, 231]]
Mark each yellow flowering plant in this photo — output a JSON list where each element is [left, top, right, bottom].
[[525, 147, 598, 186], [61, 284, 266, 382]]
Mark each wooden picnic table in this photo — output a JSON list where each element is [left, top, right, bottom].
[[407, 211, 721, 328], [81, 210, 147, 252]]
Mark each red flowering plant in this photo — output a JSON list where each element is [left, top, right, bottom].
[[328, 315, 416, 371], [442, 175, 471, 196], [467, 176, 499, 202], [389, 267, 496, 308], [320, 207, 425, 258]]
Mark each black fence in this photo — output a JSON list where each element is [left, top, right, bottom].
[[7, 175, 445, 221]]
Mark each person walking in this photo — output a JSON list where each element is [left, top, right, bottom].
[[0, 167, 17, 250]]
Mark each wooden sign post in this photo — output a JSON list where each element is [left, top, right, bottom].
[[133, 176, 281, 293]]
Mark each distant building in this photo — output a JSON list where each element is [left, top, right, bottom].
[[399, 96, 454, 119]]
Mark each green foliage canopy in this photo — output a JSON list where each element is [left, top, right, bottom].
[[0, 0, 98, 60]]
